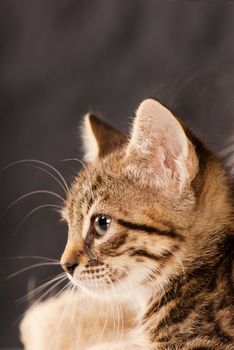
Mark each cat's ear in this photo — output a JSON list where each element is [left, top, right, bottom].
[[81, 113, 126, 162], [126, 99, 198, 197]]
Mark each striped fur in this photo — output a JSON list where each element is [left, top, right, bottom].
[[20, 99, 234, 350]]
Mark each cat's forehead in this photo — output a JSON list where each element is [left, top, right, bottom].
[[69, 163, 130, 206], [75, 156, 123, 190], [64, 158, 155, 222]]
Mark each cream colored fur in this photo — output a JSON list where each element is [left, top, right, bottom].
[[81, 113, 99, 163], [20, 290, 150, 350]]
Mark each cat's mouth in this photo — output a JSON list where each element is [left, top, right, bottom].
[[70, 264, 127, 293]]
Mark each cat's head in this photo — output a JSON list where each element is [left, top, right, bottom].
[[60, 99, 232, 303]]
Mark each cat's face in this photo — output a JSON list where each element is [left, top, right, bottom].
[[60, 99, 210, 303], [61, 163, 189, 300]]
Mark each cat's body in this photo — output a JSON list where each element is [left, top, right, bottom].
[[20, 99, 234, 350]]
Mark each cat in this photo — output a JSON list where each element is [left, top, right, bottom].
[[20, 99, 234, 350]]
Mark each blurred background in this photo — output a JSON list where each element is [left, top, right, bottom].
[[1, 1, 234, 348]]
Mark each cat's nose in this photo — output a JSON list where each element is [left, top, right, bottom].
[[62, 261, 78, 275]]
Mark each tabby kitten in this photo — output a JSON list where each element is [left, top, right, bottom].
[[20, 99, 234, 350]]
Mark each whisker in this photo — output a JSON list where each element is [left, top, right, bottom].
[[25, 164, 68, 194], [170, 251, 186, 278], [16, 273, 66, 304], [96, 279, 109, 342], [0, 159, 69, 193], [53, 282, 74, 349], [111, 265, 141, 315], [12, 273, 67, 327], [2, 255, 59, 262], [91, 279, 108, 343], [31, 276, 68, 307], [13, 203, 61, 237], [54, 280, 73, 299], [60, 158, 95, 203], [6, 261, 61, 279], [76, 284, 85, 343], [103, 273, 121, 344], [0, 190, 64, 220]]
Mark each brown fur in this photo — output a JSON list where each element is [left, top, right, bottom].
[[20, 99, 234, 350]]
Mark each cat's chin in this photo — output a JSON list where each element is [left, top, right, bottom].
[[71, 278, 155, 315], [69, 275, 134, 302], [79, 283, 115, 300]]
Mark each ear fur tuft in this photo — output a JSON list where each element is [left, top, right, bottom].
[[81, 113, 100, 163], [81, 113, 126, 162]]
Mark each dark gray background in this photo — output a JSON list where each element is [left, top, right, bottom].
[[1, 1, 234, 348]]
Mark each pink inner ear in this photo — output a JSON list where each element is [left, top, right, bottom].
[[126, 99, 197, 194], [129, 99, 189, 163]]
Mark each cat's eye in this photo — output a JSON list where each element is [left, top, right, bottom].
[[94, 215, 111, 236]]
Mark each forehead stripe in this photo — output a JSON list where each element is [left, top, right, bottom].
[[130, 249, 173, 262], [117, 219, 184, 240], [85, 175, 103, 213]]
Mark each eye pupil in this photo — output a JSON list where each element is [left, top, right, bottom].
[[94, 215, 111, 236], [98, 216, 109, 231]]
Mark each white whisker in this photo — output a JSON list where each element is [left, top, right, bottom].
[[0, 159, 69, 193], [53, 282, 74, 349], [7, 261, 61, 279], [16, 273, 66, 304], [60, 158, 95, 203], [29, 275, 67, 306], [105, 273, 122, 344], [111, 265, 141, 314], [3, 255, 59, 262], [13, 204, 61, 237], [1, 190, 64, 219], [25, 164, 68, 194]]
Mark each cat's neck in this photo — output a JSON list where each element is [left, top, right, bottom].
[[144, 230, 234, 319]]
